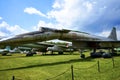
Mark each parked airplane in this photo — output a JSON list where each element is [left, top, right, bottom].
[[47, 43, 75, 54], [19, 42, 74, 56], [0, 46, 10, 55], [0, 39, 74, 56], [0, 46, 21, 55], [0, 27, 120, 58], [19, 42, 53, 56]]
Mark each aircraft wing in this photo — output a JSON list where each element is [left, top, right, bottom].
[[19, 42, 54, 49], [35, 42, 54, 47], [0, 27, 62, 48]]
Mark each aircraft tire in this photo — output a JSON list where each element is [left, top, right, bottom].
[[80, 54, 85, 58], [26, 52, 33, 56], [58, 52, 63, 55], [102, 53, 112, 58], [90, 52, 102, 58], [1, 52, 7, 56]]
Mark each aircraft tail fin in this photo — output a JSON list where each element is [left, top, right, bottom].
[[108, 27, 117, 40], [5, 46, 11, 51]]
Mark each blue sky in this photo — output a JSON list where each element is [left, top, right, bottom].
[[0, 0, 120, 39]]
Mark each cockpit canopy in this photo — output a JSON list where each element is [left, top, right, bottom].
[[39, 27, 56, 32], [39, 27, 70, 33]]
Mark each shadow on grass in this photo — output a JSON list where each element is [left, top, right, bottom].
[[0, 54, 77, 59], [0, 55, 26, 59], [0, 56, 93, 71], [0, 53, 84, 59]]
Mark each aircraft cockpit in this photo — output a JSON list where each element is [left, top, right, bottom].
[[39, 27, 56, 32], [39, 27, 71, 33]]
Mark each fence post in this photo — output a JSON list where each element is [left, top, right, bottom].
[[71, 65, 74, 80], [12, 76, 15, 80], [97, 61, 100, 72], [112, 57, 115, 68]]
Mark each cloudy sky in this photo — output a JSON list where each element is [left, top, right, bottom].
[[0, 0, 120, 39]]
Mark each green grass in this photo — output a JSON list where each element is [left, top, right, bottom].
[[0, 52, 120, 80]]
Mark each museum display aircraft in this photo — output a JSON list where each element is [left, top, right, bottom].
[[0, 27, 120, 58], [0, 46, 10, 55], [17, 42, 75, 56], [0, 46, 21, 55], [47, 42, 75, 54], [0, 40, 74, 56]]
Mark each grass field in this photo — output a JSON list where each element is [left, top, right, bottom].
[[0, 51, 120, 80]]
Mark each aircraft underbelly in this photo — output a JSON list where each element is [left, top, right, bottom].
[[99, 42, 120, 48], [73, 41, 120, 49], [73, 42, 89, 48]]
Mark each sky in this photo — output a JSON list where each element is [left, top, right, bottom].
[[0, 0, 120, 40]]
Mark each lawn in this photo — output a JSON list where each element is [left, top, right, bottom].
[[0, 51, 120, 80]]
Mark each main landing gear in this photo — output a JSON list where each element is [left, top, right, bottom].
[[79, 49, 85, 59]]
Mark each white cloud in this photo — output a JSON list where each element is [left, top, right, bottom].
[[47, 0, 83, 27], [117, 31, 120, 40], [24, 0, 120, 40], [24, 0, 120, 32], [0, 21, 28, 36], [47, 0, 105, 29], [100, 30, 120, 40], [0, 17, 2, 20], [25, 0, 100, 30], [24, 7, 47, 17], [52, 1, 62, 9], [96, 30, 110, 37], [0, 31, 6, 36], [33, 20, 64, 30]]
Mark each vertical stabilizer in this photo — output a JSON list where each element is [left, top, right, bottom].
[[108, 27, 117, 40], [5, 46, 11, 51]]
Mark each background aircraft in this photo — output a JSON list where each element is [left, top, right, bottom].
[[0, 46, 21, 56], [0, 40, 74, 56], [19, 42, 53, 56], [0, 46, 10, 55], [47, 43, 75, 54], [18, 42, 75, 56]]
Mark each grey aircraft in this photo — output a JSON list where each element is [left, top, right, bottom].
[[47, 43, 74, 54], [18, 42, 74, 55], [0, 46, 10, 55], [0, 46, 21, 55], [18, 42, 54, 56], [0, 27, 120, 58]]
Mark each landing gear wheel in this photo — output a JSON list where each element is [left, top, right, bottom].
[[80, 54, 85, 58], [58, 52, 63, 55]]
